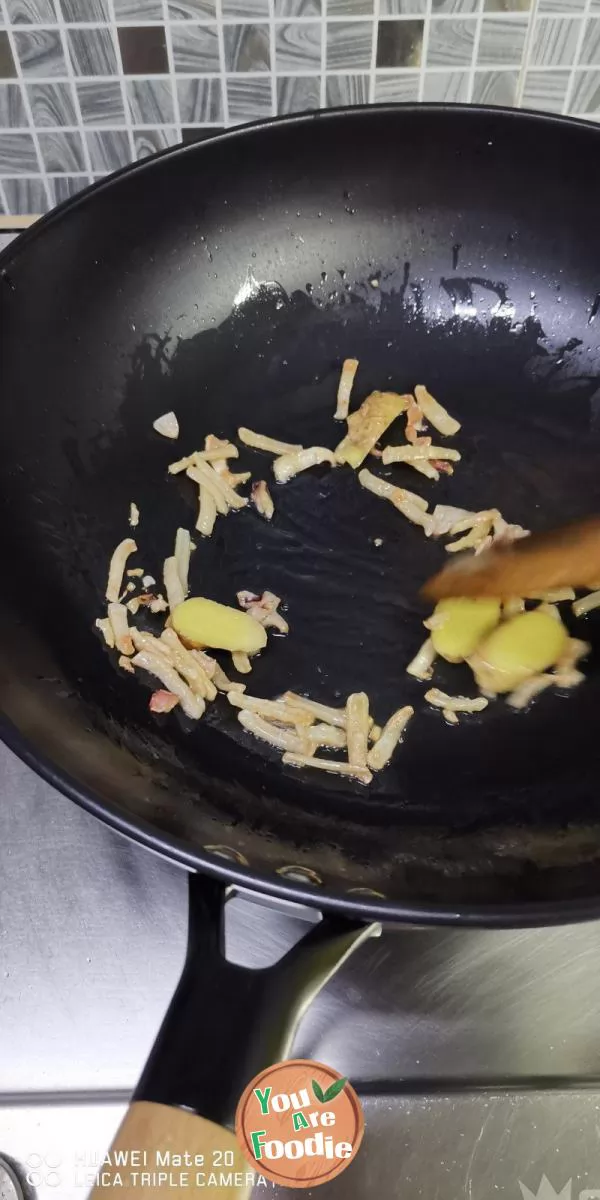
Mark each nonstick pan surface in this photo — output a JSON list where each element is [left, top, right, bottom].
[[2, 105, 600, 921]]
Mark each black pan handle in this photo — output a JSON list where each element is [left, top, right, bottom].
[[90, 874, 379, 1200]]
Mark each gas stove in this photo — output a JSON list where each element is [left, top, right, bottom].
[[2, 736, 600, 1200]]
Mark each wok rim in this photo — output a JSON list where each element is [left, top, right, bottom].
[[3, 102, 600, 928]]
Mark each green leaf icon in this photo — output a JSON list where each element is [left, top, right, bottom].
[[312, 1079, 325, 1103], [322, 1077, 348, 1103]]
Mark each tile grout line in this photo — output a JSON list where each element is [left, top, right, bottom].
[[215, 0, 230, 132], [53, 0, 94, 184], [562, 0, 593, 115], [319, 4, 326, 109], [418, 0, 432, 102], [268, 0, 276, 125], [0, 13, 571, 27], [467, 0, 486, 106], [0, 0, 52, 210], [0, 177, 9, 214], [161, 0, 182, 140], [369, 0, 381, 105], [516, 0, 540, 107], [106, 0, 136, 164]]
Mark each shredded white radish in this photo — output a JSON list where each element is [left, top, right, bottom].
[[127, 568, 144, 578], [187, 459, 247, 510], [429, 505, 473, 538], [95, 617, 115, 648], [367, 706, 414, 770], [346, 692, 370, 768], [131, 628, 171, 658], [507, 675, 555, 709], [281, 692, 346, 729], [160, 628, 218, 700], [503, 597, 526, 617], [228, 690, 313, 726], [405, 398, 427, 445], [106, 537, 137, 603], [273, 446, 336, 484], [414, 385, 460, 437], [443, 708, 460, 725], [358, 468, 433, 532], [118, 654, 135, 674], [143, 575, 156, 588], [237, 710, 303, 753], [283, 752, 372, 786], [251, 480, 274, 520], [196, 484, 218, 537], [238, 427, 303, 456], [557, 637, 590, 673], [132, 650, 204, 719], [425, 688, 488, 713], [370, 724, 382, 742], [232, 651, 252, 675], [203, 435, 239, 461], [153, 411, 179, 439], [150, 595, 168, 613], [492, 514, 530, 545], [309, 723, 347, 751], [382, 444, 460, 466], [107, 602, 134, 656], [190, 648, 217, 679], [406, 637, 437, 681], [174, 527, 192, 596], [446, 520, 494, 554], [129, 502, 139, 528], [573, 590, 600, 617], [163, 555, 185, 611], [335, 357, 359, 421]]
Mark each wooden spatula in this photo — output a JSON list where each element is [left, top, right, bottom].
[[422, 516, 600, 601]]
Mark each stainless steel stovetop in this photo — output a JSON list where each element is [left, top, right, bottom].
[[3, 740, 600, 1200]]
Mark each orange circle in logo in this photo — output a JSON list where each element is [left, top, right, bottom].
[[235, 1059, 365, 1189]]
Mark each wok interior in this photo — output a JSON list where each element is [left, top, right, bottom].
[[2, 107, 600, 913]]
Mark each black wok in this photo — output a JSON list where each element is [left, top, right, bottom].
[[2, 105, 600, 1183]]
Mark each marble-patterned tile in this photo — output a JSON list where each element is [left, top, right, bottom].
[[426, 18, 475, 65], [227, 75, 272, 121], [0, 33, 17, 79], [3, 175, 48, 211], [177, 75, 221, 121], [578, 18, 600, 65], [14, 29, 66, 77], [168, 0, 216, 17], [48, 173, 89, 204], [223, 23, 270, 71], [274, 0, 321, 10], [422, 67, 469, 99], [326, 20, 373, 69], [478, 16, 527, 64], [225, 0, 269, 14], [39, 129, 85, 170], [275, 22, 321, 68], [127, 78, 175, 123], [77, 80, 125, 124], [0, 82, 26, 126], [118, 27, 169, 74], [433, 0, 478, 11], [276, 73, 320, 112], [60, 0, 109, 20], [327, 0, 372, 12], [380, 0, 426, 11], [376, 18, 423, 66], [6, 0, 57, 24], [86, 128, 130, 169], [134, 126, 178, 158], [373, 69, 419, 98], [325, 72, 369, 105], [27, 81, 77, 125], [65, 27, 118, 75], [530, 16, 582, 67], [521, 67, 570, 111], [171, 23, 220, 71], [471, 67, 518, 103], [113, 0, 163, 16], [484, 0, 530, 9], [570, 68, 600, 110]]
